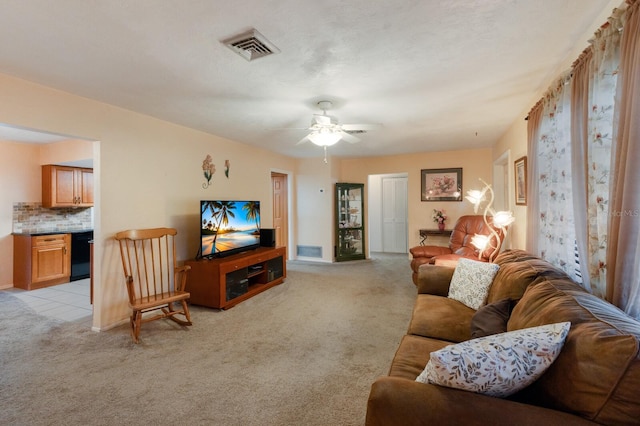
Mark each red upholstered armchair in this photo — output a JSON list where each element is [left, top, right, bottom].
[[409, 215, 504, 285]]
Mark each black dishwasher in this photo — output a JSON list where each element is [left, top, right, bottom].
[[71, 231, 93, 281]]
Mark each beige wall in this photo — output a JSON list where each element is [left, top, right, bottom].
[[0, 142, 41, 288], [294, 156, 339, 262], [492, 118, 528, 250], [0, 73, 297, 330], [338, 148, 493, 250], [40, 139, 94, 165]]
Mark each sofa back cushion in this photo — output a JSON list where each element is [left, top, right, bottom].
[[508, 278, 640, 425], [487, 249, 569, 304], [470, 298, 518, 338]]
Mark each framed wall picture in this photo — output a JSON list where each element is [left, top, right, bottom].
[[515, 156, 527, 206], [421, 168, 462, 201]]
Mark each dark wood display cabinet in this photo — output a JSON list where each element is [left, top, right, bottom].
[[185, 246, 286, 309], [335, 182, 365, 261]]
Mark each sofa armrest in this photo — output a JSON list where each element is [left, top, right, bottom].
[[416, 264, 455, 296], [410, 245, 452, 258], [366, 377, 597, 426]]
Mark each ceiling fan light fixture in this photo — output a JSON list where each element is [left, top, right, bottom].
[[308, 128, 342, 146]]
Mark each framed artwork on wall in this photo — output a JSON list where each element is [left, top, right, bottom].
[[421, 168, 463, 201], [515, 156, 527, 206]]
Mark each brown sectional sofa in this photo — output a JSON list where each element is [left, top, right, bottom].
[[366, 249, 640, 425]]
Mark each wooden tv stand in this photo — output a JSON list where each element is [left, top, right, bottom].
[[185, 246, 286, 309]]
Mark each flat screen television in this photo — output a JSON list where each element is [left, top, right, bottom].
[[200, 200, 261, 258]]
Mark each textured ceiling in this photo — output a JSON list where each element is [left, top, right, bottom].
[[0, 0, 615, 158]]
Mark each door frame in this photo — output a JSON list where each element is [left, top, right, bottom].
[[271, 170, 292, 259], [493, 150, 511, 249], [367, 172, 409, 254]]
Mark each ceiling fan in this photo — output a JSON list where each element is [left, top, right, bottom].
[[296, 100, 381, 149]]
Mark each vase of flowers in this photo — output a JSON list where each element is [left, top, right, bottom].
[[433, 209, 447, 230]]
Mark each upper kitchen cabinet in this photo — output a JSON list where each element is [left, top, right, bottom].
[[42, 165, 94, 208]]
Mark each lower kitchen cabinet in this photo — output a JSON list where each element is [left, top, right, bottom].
[[13, 233, 71, 290]]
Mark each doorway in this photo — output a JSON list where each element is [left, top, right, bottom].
[[0, 124, 97, 325], [368, 173, 408, 253], [271, 172, 289, 253], [493, 150, 511, 249]]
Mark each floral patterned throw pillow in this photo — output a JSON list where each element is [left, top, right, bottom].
[[416, 322, 571, 398], [447, 258, 500, 310]]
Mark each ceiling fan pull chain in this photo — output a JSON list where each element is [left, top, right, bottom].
[[324, 145, 328, 163]]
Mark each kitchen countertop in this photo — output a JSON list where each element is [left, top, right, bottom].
[[12, 229, 94, 236]]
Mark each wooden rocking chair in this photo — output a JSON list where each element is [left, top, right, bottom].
[[115, 228, 192, 343]]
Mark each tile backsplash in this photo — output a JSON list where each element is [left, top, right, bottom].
[[13, 202, 94, 233]]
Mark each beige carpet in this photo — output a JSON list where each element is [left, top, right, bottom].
[[0, 253, 416, 426]]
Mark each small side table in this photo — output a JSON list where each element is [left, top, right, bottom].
[[419, 229, 453, 245]]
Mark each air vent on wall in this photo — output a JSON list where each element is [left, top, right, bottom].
[[297, 245, 322, 258], [222, 29, 280, 61]]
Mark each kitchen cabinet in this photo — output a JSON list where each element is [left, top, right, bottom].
[[42, 165, 94, 208], [335, 182, 365, 261], [13, 233, 71, 290]]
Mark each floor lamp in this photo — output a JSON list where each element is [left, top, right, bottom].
[[465, 179, 515, 262]]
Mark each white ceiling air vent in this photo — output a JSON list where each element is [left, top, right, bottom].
[[222, 29, 280, 61]]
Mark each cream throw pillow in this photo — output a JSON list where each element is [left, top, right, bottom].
[[416, 322, 571, 398], [447, 258, 500, 310]]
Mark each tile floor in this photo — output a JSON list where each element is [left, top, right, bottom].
[[3, 278, 93, 324]]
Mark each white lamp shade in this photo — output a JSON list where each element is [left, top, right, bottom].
[[465, 189, 484, 213], [493, 211, 515, 228], [308, 128, 342, 146], [471, 234, 490, 251]]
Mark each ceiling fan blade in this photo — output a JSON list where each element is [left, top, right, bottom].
[[341, 123, 382, 131], [296, 135, 311, 145], [339, 131, 360, 143], [269, 127, 309, 130]]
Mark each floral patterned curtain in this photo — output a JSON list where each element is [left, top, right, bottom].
[[583, 15, 622, 298], [525, 101, 543, 256], [608, 0, 640, 317], [527, 2, 640, 317], [570, 51, 590, 289], [534, 74, 581, 281], [529, 5, 634, 306]]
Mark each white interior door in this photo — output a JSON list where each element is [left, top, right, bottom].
[[382, 176, 408, 253]]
